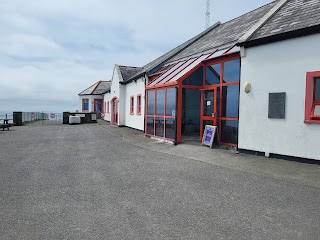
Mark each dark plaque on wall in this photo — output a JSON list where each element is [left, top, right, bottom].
[[268, 92, 286, 119]]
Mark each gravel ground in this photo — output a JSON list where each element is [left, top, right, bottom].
[[0, 123, 319, 240]]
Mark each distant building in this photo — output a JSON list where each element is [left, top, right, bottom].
[[78, 80, 111, 113]]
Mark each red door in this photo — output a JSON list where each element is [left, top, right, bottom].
[[112, 99, 118, 125], [200, 87, 220, 140]]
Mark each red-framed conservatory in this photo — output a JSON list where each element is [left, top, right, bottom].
[[145, 44, 241, 146]]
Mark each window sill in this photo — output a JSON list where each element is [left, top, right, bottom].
[[130, 113, 134, 115], [304, 120, 320, 124], [137, 113, 141, 115]]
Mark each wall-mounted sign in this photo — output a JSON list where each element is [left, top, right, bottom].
[[207, 101, 211, 106], [201, 125, 218, 148]]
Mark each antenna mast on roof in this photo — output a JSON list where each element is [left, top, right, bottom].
[[205, 0, 211, 29]]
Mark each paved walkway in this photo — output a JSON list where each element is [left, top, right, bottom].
[[0, 122, 319, 239], [99, 121, 320, 189]]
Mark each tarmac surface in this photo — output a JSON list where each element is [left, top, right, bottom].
[[0, 122, 320, 239]]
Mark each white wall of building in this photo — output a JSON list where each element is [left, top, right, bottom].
[[239, 34, 320, 160], [103, 92, 111, 122], [124, 77, 145, 131], [79, 95, 103, 112], [102, 65, 125, 126]]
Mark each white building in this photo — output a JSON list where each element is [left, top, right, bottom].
[[79, 0, 320, 161], [78, 80, 111, 113], [103, 65, 146, 131], [238, 0, 320, 160]]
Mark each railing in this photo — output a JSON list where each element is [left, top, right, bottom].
[[22, 112, 48, 123], [0, 113, 13, 124]]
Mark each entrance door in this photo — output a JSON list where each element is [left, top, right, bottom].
[[112, 99, 118, 125], [200, 88, 220, 139], [94, 99, 103, 112]]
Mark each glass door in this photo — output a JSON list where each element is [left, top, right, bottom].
[[200, 87, 220, 139]]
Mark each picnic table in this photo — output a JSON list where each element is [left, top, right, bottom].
[[0, 119, 11, 131]]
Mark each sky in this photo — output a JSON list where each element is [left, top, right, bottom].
[[0, 0, 273, 112]]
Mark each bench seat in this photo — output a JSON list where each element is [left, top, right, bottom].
[[0, 124, 10, 131]]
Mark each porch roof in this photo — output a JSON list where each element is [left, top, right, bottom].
[[146, 44, 240, 89]]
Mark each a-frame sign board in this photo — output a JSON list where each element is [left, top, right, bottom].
[[201, 125, 219, 148]]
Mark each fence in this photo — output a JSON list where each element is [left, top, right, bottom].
[[22, 112, 47, 123], [41, 112, 63, 125], [0, 113, 13, 124]]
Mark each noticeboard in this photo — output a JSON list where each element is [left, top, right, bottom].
[[201, 125, 218, 148]]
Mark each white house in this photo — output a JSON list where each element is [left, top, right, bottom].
[[238, 0, 320, 160], [103, 65, 145, 131], [78, 80, 111, 113]]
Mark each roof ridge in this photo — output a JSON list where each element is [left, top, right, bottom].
[[78, 81, 99, 95], [118, 65, 142, 68], [222, 0, 279, 26], [238, 0, 288, 43]]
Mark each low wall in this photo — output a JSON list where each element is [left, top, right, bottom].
[[63, 112, 98, 124]]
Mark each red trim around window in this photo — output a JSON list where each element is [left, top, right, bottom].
[[305, 72, 320, 124], [82, 98, 89, 112], [130, 96, 134, 115], [137, 94, 142, 115]]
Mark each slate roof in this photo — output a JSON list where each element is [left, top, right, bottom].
[[118, 66, 144, 83], [167, 1, 278, 63], [249, 0, 320, 41], [79, 81, 111, 95]]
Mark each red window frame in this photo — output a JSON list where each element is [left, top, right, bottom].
[[145, 88, 176, 142], [130, 96, 134, 115], [137, 94, 142, 115], [305, 72, 320, 124], [82, 98, 89, 112]]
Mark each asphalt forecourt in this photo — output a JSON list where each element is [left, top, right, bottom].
[[0, 123, 319, 239]]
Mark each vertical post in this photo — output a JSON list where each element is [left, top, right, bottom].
[[63, 112, 70, 124], [13, 112, 22, 126], [176, 84, 182, 143]]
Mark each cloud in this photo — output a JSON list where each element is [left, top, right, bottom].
[[0, 0, 273, 113]]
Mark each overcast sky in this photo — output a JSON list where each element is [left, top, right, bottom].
[[0, 0, 273, 112]]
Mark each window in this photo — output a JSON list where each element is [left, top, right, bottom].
[[82, 98, 89, 111], [107, 101, 110, 113], [145, 88, 177, 141], [137, 94, 142, 115], [130, 96, 134, 115], [305, 72, 320, 123]]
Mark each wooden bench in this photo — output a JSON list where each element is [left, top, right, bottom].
[[0, 119, 10, 131]]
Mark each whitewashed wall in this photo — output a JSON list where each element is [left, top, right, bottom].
[[124, 77, 145, 131], [103, 92, 111, 122], [239, 34, 320, 160], [79, 95, 103, 112], [103, 66, 124, 126]]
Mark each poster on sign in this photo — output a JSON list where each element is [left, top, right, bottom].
[[50, 114, 55, 119], [30, 112, 35, 118], [201, 125, 218, 148]]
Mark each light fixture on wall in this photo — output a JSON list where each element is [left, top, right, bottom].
[[244, 82, 251, 93]]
